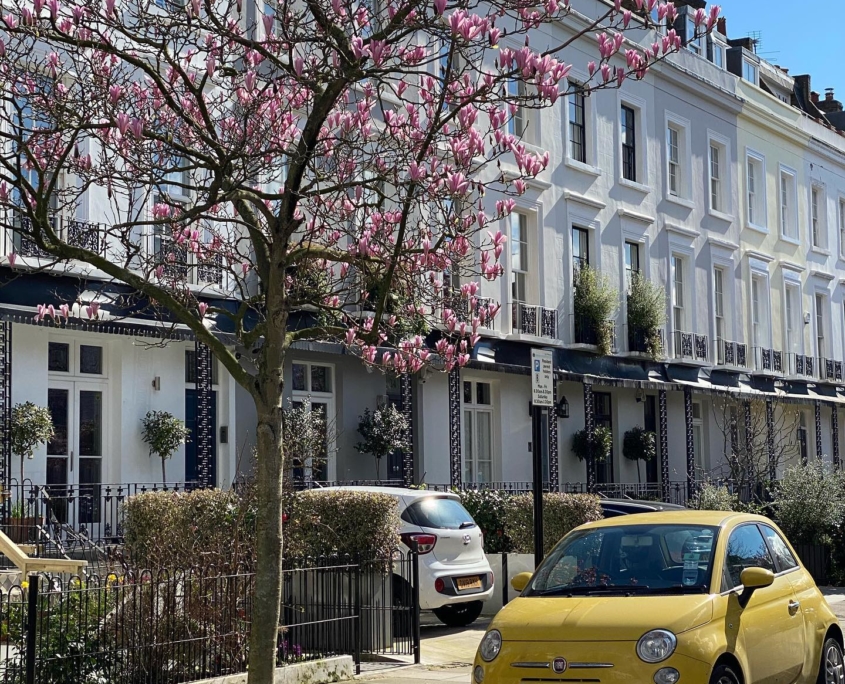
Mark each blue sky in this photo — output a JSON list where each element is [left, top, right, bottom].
[[719, 0, 843, 98]]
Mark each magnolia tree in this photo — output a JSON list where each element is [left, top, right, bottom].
[[0, 0, 718, 677]]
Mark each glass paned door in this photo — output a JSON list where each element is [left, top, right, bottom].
[[46, 382, 106, 524], [290, 400, 329, 483]]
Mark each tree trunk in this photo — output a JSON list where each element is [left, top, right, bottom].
[[247, 306, 288, 684], [162, 456, 166, 484]]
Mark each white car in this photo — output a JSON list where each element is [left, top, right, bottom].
[[317, 486, 494, 627]]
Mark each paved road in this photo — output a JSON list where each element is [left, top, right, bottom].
[[356, 592, 845, 684]]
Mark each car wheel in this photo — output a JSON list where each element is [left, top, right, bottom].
[[818, 637, 845, 684], [432, 600, 483, 628], [710, 663, 741, 684]]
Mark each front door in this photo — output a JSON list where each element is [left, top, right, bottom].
[[184, 390, 217, 486], [46, 382, 105, 525]]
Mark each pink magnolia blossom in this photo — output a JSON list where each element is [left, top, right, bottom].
[[7, 252, 16, 267]]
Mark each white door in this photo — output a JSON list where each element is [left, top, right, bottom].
[[46, 381, 106, 524]]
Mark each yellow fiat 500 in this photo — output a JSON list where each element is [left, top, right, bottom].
[[473, 511, 844, 684]]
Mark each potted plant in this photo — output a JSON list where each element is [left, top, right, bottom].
[[626, 271, 666, 359], [141, 411, 191, 482], [355, 404, 409, 480], [573, 265, 617, 356], [10, 402, 54, 543], [623, 426, 657, 484], [571, 426, 613, 463]]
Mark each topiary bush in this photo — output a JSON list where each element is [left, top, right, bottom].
[[774, 462, 845, 545], [573, 265, 617, 355], [571, 426, 612, 463], [458, 489, 513, 554], [503, 493, 603, 556], [626, 271, 666, 359]]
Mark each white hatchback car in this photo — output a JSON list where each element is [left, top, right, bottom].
[[318, 486, 494, 626]]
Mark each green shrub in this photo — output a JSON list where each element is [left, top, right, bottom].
[[286, 490, 400, 560], [458, 489, 512, 554], [123, 488, 256, 571], [573, 265, 617, 356], [123, 487, 402, 568], [626, 272, 666, 359], [571, 426, 612, 463], [774, 462, 845, 545], [690, 483, 741, 511], [503, 493, 603, 556]]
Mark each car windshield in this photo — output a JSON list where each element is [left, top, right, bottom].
[[401, 497, 477, 530], [526, 524, 718, 596]]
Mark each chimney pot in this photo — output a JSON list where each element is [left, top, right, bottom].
[[826, 88, 835, 101], [812, 91, 820, 103]]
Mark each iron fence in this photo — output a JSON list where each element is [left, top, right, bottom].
[[0, 551, 420, 684], [1, 479, 199, 547]]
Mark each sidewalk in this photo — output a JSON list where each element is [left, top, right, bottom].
[[821, 588, 845, 621]]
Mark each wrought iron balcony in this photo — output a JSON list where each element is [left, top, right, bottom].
[[572, 314, 617, 352], [819, 357, 844, 383], [625, 325, 665, 356], [512, 302, 557, 339], [444, 295, 498, 331], [787, 352, 816, 378], [716, 339, 748, 368], [673, 330, 708, 362], [13, 215, 103, 257], [752, 347, 784, 374]]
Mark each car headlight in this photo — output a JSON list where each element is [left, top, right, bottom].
[[479, 630, 502, 662], [636, 629, 676, 663]]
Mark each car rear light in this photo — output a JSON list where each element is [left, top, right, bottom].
[[434, 577, 445, 593], [401, 533, 437, 554], [488, 572, 495, 587]]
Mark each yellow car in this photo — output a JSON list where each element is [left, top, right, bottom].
[[473, 511, 844, 684]]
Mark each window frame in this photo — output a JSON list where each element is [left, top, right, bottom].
[[510, 212, 529, 304], [507, 78, 528, 139], [783, 277, 803, 357], [742, 59, 759, 86], [572, 225, 590, 277], [461, 378, 497, 484], [708, 34, 726, 69], [290, 361, 335, 396], [749, 272, 772, 350], [779, 165, 799, 243], [706, 132, 731, 219], [814, 291, 830, 359], [671, 254, 687, 335], [745, 150, 767, 233], [624, 241, 640, 293], [47, 337, 108, 379], [810, 183, 827, 251], [621, 104, 637, 183], [713, 266, 726, 344], [838, 196, 845, 260], [564, 75, 600, 175], [568, 85, 587, 165], [664, 113, 692, 204]]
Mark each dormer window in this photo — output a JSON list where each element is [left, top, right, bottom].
[[742, 60, 758, 86], [708, 35, 726, 69], [686, 17, 702, 56]]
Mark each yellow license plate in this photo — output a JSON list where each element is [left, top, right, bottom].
[[456, 576, 482, 591]]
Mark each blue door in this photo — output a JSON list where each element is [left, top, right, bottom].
[[184, 390, 217, 485]]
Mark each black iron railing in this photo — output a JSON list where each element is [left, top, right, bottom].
[[626, 326, 664, 356], [819, 357, 844, 383], [512, 303, 558, 339], [752, 347, 784, 374], [673, 330, 708, 361], [2, 480, 199, 545], [13, 216, 104, 258], [572, 314, 617, 351], [715, 339, 748, 367], [0, 551, 421, 683]]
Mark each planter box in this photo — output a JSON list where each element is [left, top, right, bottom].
[[794, 543, 831, 585], [482, 553, 535, 616], [7, 516, 41, 544]]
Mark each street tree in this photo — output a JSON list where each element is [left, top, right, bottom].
[[0, 0, 718, 679]]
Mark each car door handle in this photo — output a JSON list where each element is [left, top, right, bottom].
[[788, 600, 800, 615]]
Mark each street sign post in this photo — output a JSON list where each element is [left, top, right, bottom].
[[530, 349, 554, 568]]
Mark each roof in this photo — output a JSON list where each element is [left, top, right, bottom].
[[583, 510, 760, 529], [305, 486, 458, 501]]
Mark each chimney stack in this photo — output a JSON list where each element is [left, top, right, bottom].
[[717, 16, 726, 36], [818, 88, 844, 114], [812, 91, 820, 104]]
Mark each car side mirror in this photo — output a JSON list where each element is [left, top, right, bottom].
[[511, 572, 533, 593], [738, 567, 775, 608]]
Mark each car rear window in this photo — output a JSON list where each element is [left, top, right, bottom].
[[402, 497, 477, 530]]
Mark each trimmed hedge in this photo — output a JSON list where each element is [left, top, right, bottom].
[[458, 489, 511, 554], [123, 487, 400, 570], [286, 490, 400, 560], [501, 493, 603, 556]]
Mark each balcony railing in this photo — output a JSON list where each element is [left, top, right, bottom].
[[571, 314, 617, 352], [787, 353, 816, 378], [13, 215, 104, 257], [444, 295, 497, 331], [626, 325, 665, 356], [673, 330, 708, 361], [715, 339, 748, 368], [819, 357, 844, 383], [752, 347, 784, 374], [512, 302, 557, 339]]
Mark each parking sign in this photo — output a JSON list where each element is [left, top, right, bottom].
[[531, 349, 554, 407]]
